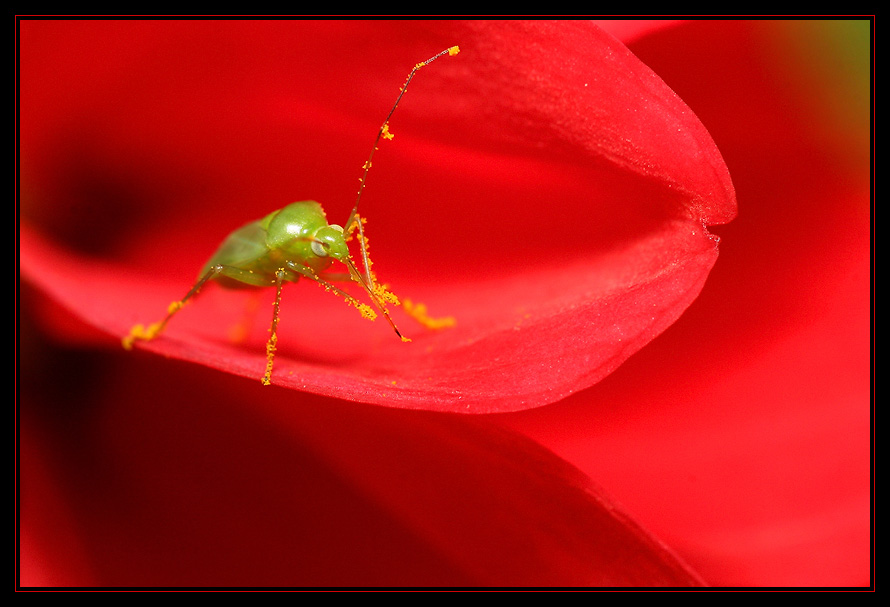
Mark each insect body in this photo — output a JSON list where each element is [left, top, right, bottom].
[[123, 46, 459, 385]]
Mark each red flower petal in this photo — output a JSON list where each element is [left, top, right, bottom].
[[21, 359, 703, 587], [19, 20, 735, 412], [498, 20, 872, 586]]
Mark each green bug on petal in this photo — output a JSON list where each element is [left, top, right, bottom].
[[123, 47, 459, 385]]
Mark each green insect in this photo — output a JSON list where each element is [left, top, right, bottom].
[[123, 46, 459, 385]]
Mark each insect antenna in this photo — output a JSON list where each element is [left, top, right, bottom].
[[346, 46, 460, 285]]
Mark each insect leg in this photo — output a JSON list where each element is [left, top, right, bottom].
[[318, 271, 455, 331], [262, 269, 287, 386], [284, 259, 398, 332], [342, 256, 409, 342], [122, 265, 225, 349], [283, 260, 410, 344], [282, 260, 378, 322]]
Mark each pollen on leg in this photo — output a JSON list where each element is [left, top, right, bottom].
[[122, 318, 165, 349], [122, 324, 145, 350], [262, 333, 277, 386], [122, 299, 186, 349], [355, 302, 377, 321], [373, 283, 401, 306], [325, 283, 377, 320]]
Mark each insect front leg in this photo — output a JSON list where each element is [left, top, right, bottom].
[[319, 272, 455, 332], [283, 260, 378, 322]]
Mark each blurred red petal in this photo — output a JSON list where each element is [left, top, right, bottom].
[[20, 358, 703, 587], [19, 20, 735, 412], [595, 19, 686, 43], [497, 20, 872, 586], [20, 420, 97, 586]]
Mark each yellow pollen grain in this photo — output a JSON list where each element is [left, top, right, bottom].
[[262, 333, 278, 386], [122, 299, 183, 349], [355, 302, 377, 321], [373, 283, 400, 305], [121, 328, 140, 350], [122, 320, 164, 349], [402, 299, 457, 330], [345, 215, 363, 240], [381, 123, 394, 140]]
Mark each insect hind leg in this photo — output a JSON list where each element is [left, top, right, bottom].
[[122, 265, 225, 350]]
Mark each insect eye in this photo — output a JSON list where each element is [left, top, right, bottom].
[[311, 240, 329, 257]]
